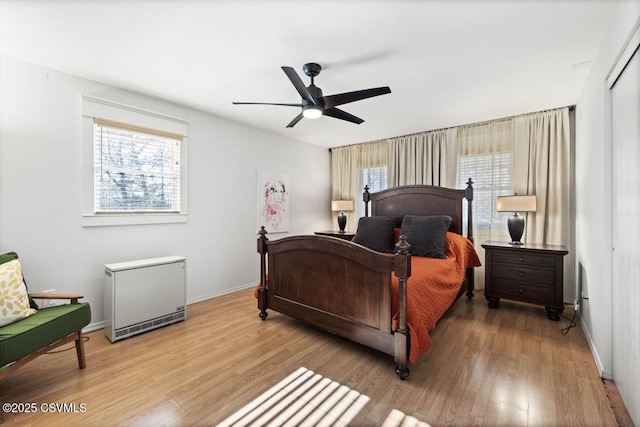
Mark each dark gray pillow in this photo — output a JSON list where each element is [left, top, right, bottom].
[[353, 217, 397, 253], [400, 215, 453, 258]]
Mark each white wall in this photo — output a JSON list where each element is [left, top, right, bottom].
[[575, 0, 640, 381], [0, 56, 331, 330]]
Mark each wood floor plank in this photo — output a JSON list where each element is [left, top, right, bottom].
[[0, 289, 617, 426]]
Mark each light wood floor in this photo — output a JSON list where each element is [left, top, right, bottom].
[[0, 289, 617, 426]]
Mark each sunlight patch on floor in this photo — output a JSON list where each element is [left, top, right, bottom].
[[216, 367, 430, 427]]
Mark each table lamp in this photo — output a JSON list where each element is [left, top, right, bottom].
[[496, 195, 537, 245], [331, 200, 354, 233]]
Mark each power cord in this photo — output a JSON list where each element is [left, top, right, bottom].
[[560, 311, 577, 335]]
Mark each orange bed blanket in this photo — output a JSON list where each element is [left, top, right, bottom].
[[393, 232, 481, 363]]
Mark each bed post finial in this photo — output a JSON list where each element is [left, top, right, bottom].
[[257, 226, 269, 320], [363, 185, 371, 217], [395, 235, 411, 259], [465, 178, 474, 201], [257, 226, 268, 252]]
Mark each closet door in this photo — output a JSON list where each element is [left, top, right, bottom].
[[610, 29, 640, 424]]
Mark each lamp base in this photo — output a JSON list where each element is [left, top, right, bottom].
[[507, 213, 525, 245], [337, 211, 347, 233]]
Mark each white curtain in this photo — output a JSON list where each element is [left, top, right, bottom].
[[331, 141, 389, 232], [457, 118, 515, 289], [388, 128, 458, 187], [330, 144, 358, 232], [515, 108, 571, 246], [329, 107, 573, 297], [516, 108, 572, 300], [331, 144, 358, 202]]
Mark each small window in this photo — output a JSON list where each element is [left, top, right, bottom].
[[356, 165, 388, 219], [457, 152, 513, 228], [94, 119, 181, 213], [361, 165, 388, 193]]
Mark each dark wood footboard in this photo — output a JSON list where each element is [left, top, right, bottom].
[[256, 180, 475, 380], [257, 227, 412, 378]]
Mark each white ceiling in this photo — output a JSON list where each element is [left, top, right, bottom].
[[0, 0, 618, 148]]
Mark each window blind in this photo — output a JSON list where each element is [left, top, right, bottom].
[[94, 120, 181, 213], [355, 165, 388, 219], [457, 151, 513, 227], [361, 165, 388, 193]]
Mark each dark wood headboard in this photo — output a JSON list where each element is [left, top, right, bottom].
[[363, 179, 474, 240]]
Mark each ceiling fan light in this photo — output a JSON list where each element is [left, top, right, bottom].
[[302, 105, 323, 119]]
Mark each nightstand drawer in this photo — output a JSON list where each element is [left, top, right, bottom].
[[492, 279, 555, 305], [492, 252, 556, 268], [492, 264, 555, 286]]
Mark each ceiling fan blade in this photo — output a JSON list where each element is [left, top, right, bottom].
[[322, 86, 391, 109], [323, 107, 364, 125], [281, 66, 316, 105], [232, 102, 303, 107], [286, 112, 305, 128]]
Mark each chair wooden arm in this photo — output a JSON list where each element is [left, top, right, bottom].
[[29, 293, 84, 304]]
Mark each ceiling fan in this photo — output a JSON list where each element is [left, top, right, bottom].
[[233, 62, 391, 128]]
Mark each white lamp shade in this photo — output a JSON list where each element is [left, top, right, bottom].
[[331, 200, 354, 212], [496, 195, 537, 212]]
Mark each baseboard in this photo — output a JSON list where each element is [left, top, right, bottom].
[[580, 313, 612, 379], [83, 321, 105, 333], [187, 282, 257, 305]]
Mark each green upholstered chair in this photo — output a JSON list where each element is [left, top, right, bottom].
[[0, 252, 91, 380]]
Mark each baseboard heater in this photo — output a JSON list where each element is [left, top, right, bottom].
[[104, 256, 187, 342]]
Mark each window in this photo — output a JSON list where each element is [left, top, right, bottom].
[[457, 151, 513, 227], [356, 165, 388, 219], [94, 120, 181, 213], [361, 165, 388, 193], [82, 95, 188, 227]]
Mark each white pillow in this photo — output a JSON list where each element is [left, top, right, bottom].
[[0, 259, 36, 327]]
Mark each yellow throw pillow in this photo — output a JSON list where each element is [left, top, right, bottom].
[[0, 259, 36, 327]]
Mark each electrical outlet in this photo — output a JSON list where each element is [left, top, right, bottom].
[[41, 289, 56, 308], [582, 288, 590, 300]]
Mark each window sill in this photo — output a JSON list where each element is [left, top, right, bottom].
[[82, 213, 188, 227]]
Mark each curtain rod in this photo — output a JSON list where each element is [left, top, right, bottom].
[[328, 104, 575, 152]]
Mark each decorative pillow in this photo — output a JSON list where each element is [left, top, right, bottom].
[[400, 215, 453, 259], [392, 228, 402, 248], [353, 216, 397, 253], [0, 259, 37, 327], [0, 252, 38, 310]]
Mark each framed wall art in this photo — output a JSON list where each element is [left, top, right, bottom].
[[257, 170, 290, 233]]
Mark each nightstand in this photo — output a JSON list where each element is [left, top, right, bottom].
[[481, 241, 568, 320], [314, 230, 355, 241]]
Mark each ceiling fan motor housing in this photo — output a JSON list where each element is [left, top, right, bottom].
[[303, 62, 322, 77], [305, 85, 324, 105]]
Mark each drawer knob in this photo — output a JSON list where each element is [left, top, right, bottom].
[[518, 271, 525, 277], [519, 288, 524, 293], [518, 257, 524, 262]]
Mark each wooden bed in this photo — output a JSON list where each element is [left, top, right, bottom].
[[256, 179, 476, 379]]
